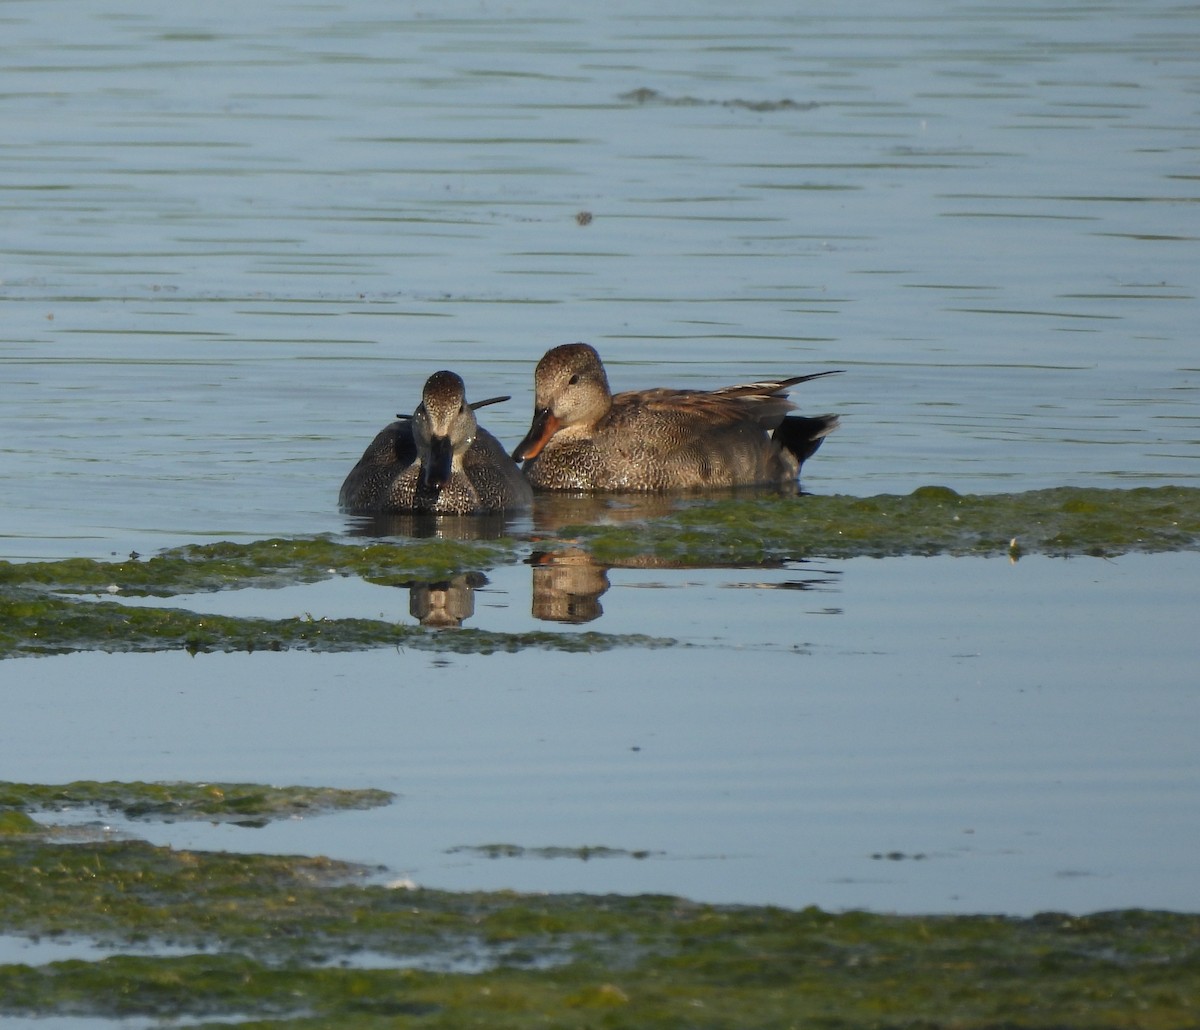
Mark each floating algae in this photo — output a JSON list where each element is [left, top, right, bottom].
[[2, 487, 1197, 659], [0, 780, 394, 826], [1, 779, 1198, 1026], [557, 485, 1200, 565], [445, 842, 663, 861], [0, 591, 675, 659], [0, 536, 522, 598]]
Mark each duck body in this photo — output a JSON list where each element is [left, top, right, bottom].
[[513, 343, 840, 492], [340, 371, 532, 515]]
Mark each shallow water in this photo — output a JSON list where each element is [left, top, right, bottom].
[[1, 0, 1198, 922], [7, 553, 1198, 917]]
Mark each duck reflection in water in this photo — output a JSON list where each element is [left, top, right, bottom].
[[529, 549, 611, 624], [343, 511, 522, 542], [527, 547, 840, 626], [346, 488, 829, 629], [407, 572, 488, 629]]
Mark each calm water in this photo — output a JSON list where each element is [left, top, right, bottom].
[[7, 553, 1199, 918], [2, 0, 1198, 557], [1, 0, 1198, 921]]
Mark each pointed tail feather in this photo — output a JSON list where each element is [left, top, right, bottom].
[[712, 369, 844, 399]]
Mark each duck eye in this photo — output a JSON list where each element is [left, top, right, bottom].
[[568, 374, 580, 386]]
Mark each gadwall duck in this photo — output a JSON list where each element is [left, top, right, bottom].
[[512, 343, 841, 492], [340, 371, 533, 515]]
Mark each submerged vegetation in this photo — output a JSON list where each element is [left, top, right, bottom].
[[0, 592, 673, 659], [1, 779, 1198, 1027], [0, 780, 393, 826], [568, 484, 1200, 565], [0, 536, 521, 597], [1, 486, 1197, 658], [445, 842, 663, 861]]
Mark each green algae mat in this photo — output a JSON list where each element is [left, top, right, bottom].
[[4, 489, 1200, 1022], [2, 779, 1198, 1028], [3, 485, 1199, 659]]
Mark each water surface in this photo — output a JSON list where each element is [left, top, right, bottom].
[[7, 553, 1197, 916], [2, 0, 1197, 556], [1, 0, 1197, 919]]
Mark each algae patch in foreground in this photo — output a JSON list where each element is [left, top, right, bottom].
[[1, 779, 1198, 1027], [0, 592, 672, 659]]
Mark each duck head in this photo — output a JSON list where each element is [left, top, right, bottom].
[[412, 371, 477, 491], [513, 343, 613, 461]]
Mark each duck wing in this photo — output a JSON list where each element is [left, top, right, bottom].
[[610, 373, 835, 433]]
